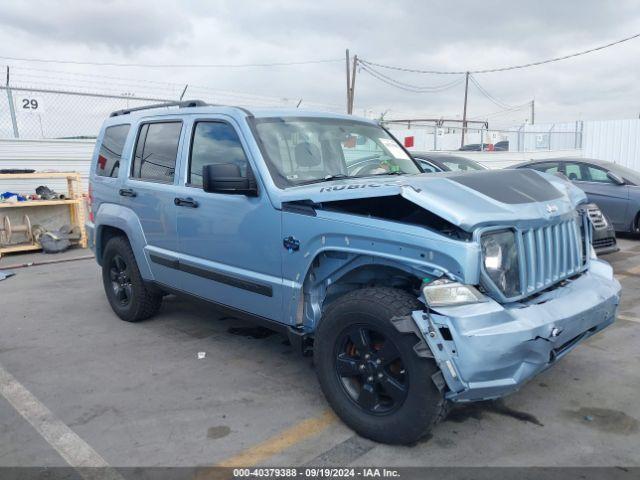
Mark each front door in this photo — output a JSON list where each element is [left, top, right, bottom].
[[564, 162, 629, 229], [174, 117, 284, 322]]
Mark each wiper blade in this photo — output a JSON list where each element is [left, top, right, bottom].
[[362, 170, 405, 178], [294, 174, 350, 186]]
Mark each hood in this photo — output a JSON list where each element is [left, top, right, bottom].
[[277, 169, 587, 231]]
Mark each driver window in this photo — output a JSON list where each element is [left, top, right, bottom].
[[189, 121, 249, 188]]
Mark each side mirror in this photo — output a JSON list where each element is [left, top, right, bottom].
[[607, 171, 625, 185], [202, 163, 257, 196]]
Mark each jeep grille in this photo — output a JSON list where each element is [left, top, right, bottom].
[[520, 215, 589, 295]]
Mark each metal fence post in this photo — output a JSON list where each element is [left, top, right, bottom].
[[517, 124, 523, 152], [433, 125, 437, 151], [6, 88, 19, 138], [5, 67, 19, 138]]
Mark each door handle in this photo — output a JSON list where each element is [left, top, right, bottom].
[[174, 197, 199, 208], [119, 188, 137, 198]]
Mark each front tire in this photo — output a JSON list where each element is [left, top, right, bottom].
[[314, 287, 446, 445], [101, 236, 162, 322]]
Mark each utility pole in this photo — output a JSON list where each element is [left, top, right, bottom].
[[345, 49, 351, 114], [348, 55, 358, 114], [460, 71, 469, 148], [530, 99, 535, 125]]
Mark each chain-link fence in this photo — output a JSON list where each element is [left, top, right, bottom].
[[0, 86, 175, 139], [0, 78, 344, 140], [384, 120, 583, 152]]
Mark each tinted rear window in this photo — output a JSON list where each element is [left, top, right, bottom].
[[96, 124, 130, 178], [131, 122, 182, 183]]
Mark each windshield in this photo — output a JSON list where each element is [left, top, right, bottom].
[[439, 157, 486, 172], [253, 117, 421, 188], [611, 163, 640, 186]]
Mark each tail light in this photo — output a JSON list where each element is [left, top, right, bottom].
[[88, 183, 94, 222]]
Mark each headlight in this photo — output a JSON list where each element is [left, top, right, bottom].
[[481, 230, 520, 297], [422, 280, 485, 307]]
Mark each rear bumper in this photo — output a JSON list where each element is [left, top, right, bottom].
[[85, 221, 97, 255], [413, 259, 621, 402]]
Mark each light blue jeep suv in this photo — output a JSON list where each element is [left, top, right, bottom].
[[87, 101, 621, 444]]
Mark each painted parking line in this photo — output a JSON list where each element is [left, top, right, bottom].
[[0, 363, 124, 480], [215, 410, 337, 467]]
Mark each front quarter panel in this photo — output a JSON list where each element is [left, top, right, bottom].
[[281, 209, 480, 327]]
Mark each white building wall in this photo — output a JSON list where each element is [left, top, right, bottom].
[[582, 119, 640, 170], [0, 138, 94, 194]]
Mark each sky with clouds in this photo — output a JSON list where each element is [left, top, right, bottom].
[[0, 0, 639, 127]]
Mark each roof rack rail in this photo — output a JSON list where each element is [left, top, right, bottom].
[[110, 99, 208, 117]]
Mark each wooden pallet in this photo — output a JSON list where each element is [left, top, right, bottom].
[[0, 172, 87, 259]]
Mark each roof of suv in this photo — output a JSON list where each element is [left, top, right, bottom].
[[107, 101, 372, 124]]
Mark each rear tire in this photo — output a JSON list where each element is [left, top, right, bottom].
[[314, 287, 446, 445], [633, 212, 640, 235], [101, 236, 162, 322]]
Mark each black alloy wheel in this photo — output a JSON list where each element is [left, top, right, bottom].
[[335, 325, 408, 415], [109, 254, 132, 306], [314, 287, 448, 444], [101, 236, 162, 322]]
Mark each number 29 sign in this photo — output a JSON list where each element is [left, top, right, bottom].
[[19, 97, 44, 113]]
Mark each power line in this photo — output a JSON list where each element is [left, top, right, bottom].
[[0, 55, 342, 68], [358, 32, 640, 74], [359, 62, 465, 92], [470, 102, 531, 121], [468, 74, 515, 109]]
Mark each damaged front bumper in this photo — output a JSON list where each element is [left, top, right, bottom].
[[412, 259, 621, 402]]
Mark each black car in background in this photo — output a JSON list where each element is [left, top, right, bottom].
[[494, 140, 509, 151], [411, 152, 488, 172], [458, 143, 491, 151]]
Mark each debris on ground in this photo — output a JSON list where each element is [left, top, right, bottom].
[[197, 352, 206, 360], [39, 225, 81, 254], [0, 269, 15, 281]]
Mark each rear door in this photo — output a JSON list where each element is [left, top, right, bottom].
[[122, 119, 185, 285], [564, 162, 629, 229], [173, 116, 284, 321]]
